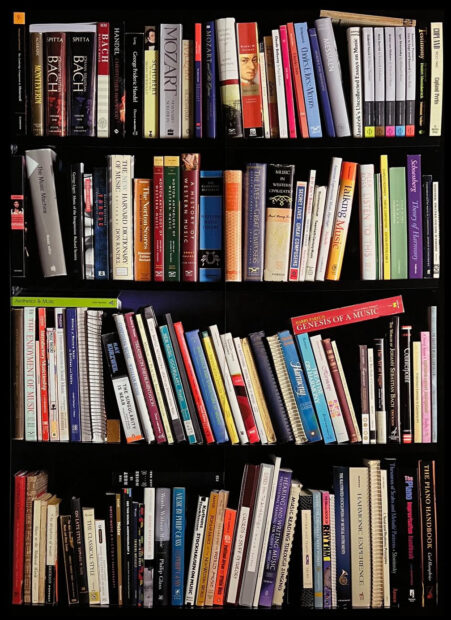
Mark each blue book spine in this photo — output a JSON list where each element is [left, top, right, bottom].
[[66, 308, 81, 441], [308, 27, 335, 137], [311, 489, 323, 609], [296, 333, 336, 443], [244, 163, 267, 281], [204, 22, 217, 139], [93, 167, 109, 280], [171, 487, 185, 606], [288, 183, 306, 281], [278, 330, 322, 442], [185, 329, 229, 443], [199, 171, 223, 282], [195, 23, 202, 138], [333, 466, 351, 609], [160, 325, 196, 444], [259, 469, 293, 607], [294, 23, 322, 138]]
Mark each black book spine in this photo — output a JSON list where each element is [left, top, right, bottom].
[[155, 488, 171, 606], [248, 331, 294, 443], [45, 564, 56, 605], [59, 515, 79, 604], [387, 316, 401, 444], [69, 163, 85, 278], [92, 167, 109, 280], [400, 326, 413, 444], [111, 23, 125, 137], [105, 493, 119, 605], [68, 32, 96, 136], [70, 497, 90, 605], [12, 12, 27, 135], [422, 175, 433, 278], [418, 460, 438, 607], [125, 33, 144, 137], [10, 154, 26, 277]]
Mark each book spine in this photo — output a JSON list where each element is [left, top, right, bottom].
[[153, 157, 164, 281], [213, 507, 237, 605], [325, 161, 358, 280], [30, 32, 44, 136], [144, 26, 159, 139], [46, 328, 58, 440], [68, 31, 96, 136], [273, 481, 301, 607], [295, 23, 322, 138], [389, 167, 408, 279], [263, 36, 279, 138], [59, 515, 79, 604], [244, 163, 267, 281], [204, 22, 217, 139], [160, 24, 182, 138], [298, 170, 316, 281], [125, 33, 143, 137], [380, 154, 391, 278], [196, 491, 219, 606], [422, 175, 433, 278], [374, 27, 385, 136], [110, 23, 125, 137], [401, 326, 413, 444], [224, 170, 242, 282], [421, 332, 431, 443], [194, 23, 202, 138], [387, 316, 401, 443], [347, 27, 363, 137], [333, 467, 351, 608], [164, 156, 180, 281], [305, 186, 327, 281], [215, 18, 243, 137], [286, 23, 308, 138], [413, 341, 422, 443], [12, 13, 26, 134], [362, 27, 375, 137], [93, 168, 109, 280], [65, 308, 81, 442], [364, 460, 384, 608], [417, 27, 428, 135], [359, 163, 377, 279], [45, 33, 67, 136], [199, 171, 223, 282], [133, 179, 151, 282], [143, 487, 155, 607], [171, 488, 185, 606], [181, 154, 200, 281], [395, 27, 406, 136], [23, 308, 37, 441], [428, 307, 438, 443], [429, 23, 443, 137], [288, 182, 307, 281], [109, 154, 134, 280], [205, 490, 229, 605], [155, 488, 171, 606], [418, 461, 438, 606], [359, 344, 370, 444], [407, 154, 423, 278], [385, 28, 396, 136], [185, 496, 209, 606], [68, 163, 84, 278], [349, 468, 371, 608], [322, 491, 332, 608], [83, 174, 94, 280], [76, 308, 92, 442], [97, 23, 110, 137], [402, 469, 420, 604], [96, 520, 109, 605], [12, 473, 26, 604], [83, 508, 100, 604], [309, 26, 335, 137], [374, 338, 387, 444], [279, 25, 296, 138], [405, 27, 416, 136], [13, 309, 24, 440], [432, 182, 440, 279], [380, 470, 391, 608], [237, 22, 264, 137]]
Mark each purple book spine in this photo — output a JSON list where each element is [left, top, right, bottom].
[[258, 469, 293, 607], [407, 154, 423, 278]]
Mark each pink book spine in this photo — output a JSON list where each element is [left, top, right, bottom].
[[421, 331, 431, 443], [279, 25, 297, 138], [124, 313, 166, 443]]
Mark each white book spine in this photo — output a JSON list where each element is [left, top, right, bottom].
[[413, 340, 422, 443], [330, 494, 337, 608], [46, 328, 59, 441], [432, 181, 440, 278], [314, 17, 351, 137], [300, 500, 313, 592], [260, 50, 271, 139], [159, 24, 183, 138], [46, 501, 59, 597], [359, 164, 377, 279], [332, 341, 362, 442], [36, 341, 42, 441], [83, 508, 100, 605], [24, 307, 37, 441], [362, 27, 375, 134], [395, 27, 406, 131], [253, 458, 282, 606], [95, 520, 109, 605], [111, 377, 142, 442], [135, 314, 174, 444], [298, 170, 317, 281], [113, 314, 155, 444], [146, 316, 181, 427], [367, 347, 377, 445], [209, 326, 248, 444], [31, 499, 41, 604], [185, 496, 209, 606], [316, 158, 343, 280], [405, 26, 416, 130], [380, 469, 391, 608], [310, 335, 349, 443], [374, 27, 385, 132], [55, 309, 69, 441], [144, 487, 155, 561], [108, 154, 134, 280], [429, 23, 443, 137], [385, 28, 396, 132], [305, 186, 327, 282], [272, 30, 288, 139], [232, 336, 268, 444], [347, 27, 363, 138]]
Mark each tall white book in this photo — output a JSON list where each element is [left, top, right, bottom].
[[108, 154, 134, 280], [349, 467, 371, 608], [159, 24, 183, 138], [359, 164, 377, 280]]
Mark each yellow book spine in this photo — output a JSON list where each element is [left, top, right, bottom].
[[196, 491, 219, 606], [205, 489, 229, 605], [144, 49, 158, 138], [325, 161, 358, 280], [241, 338, 277, 443], [202, 332, 239, 445], [413, 341, 422, 443], [380, 155, 391, 279]]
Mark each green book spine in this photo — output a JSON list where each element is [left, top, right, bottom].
[[389, 167, 408, 279], [11, 296, 119, 308], [164, 156, 180, 281]]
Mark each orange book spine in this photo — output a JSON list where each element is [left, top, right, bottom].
[[134, 179, 152, 281], [224, 170, 242, 282], [213, 507, 237, 605], [325, 161, 358, 281], [287, 22, 309, 138]]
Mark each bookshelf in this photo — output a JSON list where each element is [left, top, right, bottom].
[[9, 6, 444, 616]]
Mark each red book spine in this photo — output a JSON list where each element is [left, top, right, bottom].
[[38, 309, 49, 441], [322, 338, 358, 442], [124, 313, 166, 443], [45, 33, 67, 136], [173, 321, 215, 444], [153, 157, 164, 281], [291, 295, 405, 335], [181, 153, 200, 282], [231, 374, 259, 444], [236, 22, 264, 138], [12, 472, 26, 604], [279, 25, 297, 138], [213, 507, 237, 605], [97, 23, 109, 77], [287, 22, 309, 137]]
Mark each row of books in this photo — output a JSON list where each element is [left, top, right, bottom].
[[12, 12, 443, 139], [13, 296, 437, 446], [12, 457, 438, 607]]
